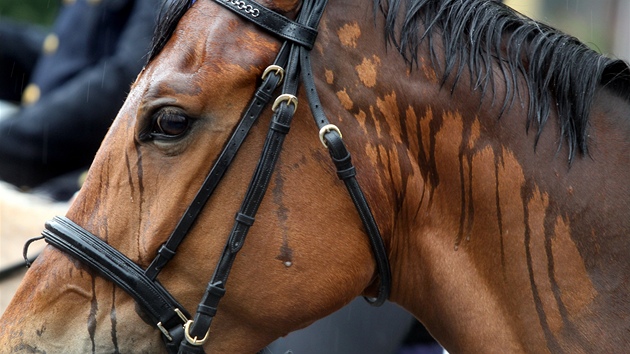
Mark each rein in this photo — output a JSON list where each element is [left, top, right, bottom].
[[28, 0, 391, 352]]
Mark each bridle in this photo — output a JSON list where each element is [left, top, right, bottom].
[[27, 0, 392, 353]]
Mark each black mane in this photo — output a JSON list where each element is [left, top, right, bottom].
[[376, 0, 630, 161], [148, 0, 191, 61], [149, 0, 630, 162]]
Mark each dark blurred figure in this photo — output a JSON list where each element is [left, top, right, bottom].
[[0, 0, 157, 200]]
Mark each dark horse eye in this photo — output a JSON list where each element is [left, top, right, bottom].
[[152, 109, 189, 139]]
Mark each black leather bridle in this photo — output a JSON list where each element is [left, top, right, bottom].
[[27, 0, 392, 353]]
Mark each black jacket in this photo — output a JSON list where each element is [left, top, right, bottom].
[[0, 0, 156, 189]]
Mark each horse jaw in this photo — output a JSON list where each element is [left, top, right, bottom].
[[0, 247, 164, 353]]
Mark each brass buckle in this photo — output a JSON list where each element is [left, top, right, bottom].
[[318, 124, 343, 147], [262, 64, 284, 87], [272, 94, 298, 113], [184, 320, 211, 346]]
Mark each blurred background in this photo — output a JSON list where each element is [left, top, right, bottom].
[[505, 0, 629, 61], [0, 0, 58, 27]]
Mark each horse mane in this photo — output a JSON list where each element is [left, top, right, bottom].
[[376, 0, 630, 161], [148, 0, 630, 162], [148, 0, 191, 61]]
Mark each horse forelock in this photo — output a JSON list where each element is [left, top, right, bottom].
[[148, 0, 191, 62]]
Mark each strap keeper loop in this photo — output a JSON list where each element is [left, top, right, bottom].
[[158, 244, 177, 260], [235, 212, 255, 226], [270, 121, 291, 134], [336, 166, 356, 180]]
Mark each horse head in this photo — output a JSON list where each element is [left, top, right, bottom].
[[2, 0, 630, 352]]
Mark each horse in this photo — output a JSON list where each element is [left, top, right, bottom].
[[2, 0, 630, 352]]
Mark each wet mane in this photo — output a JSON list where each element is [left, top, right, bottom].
[[148, 0, 191, 61], [149, 0, 630, 161], [376, 0, 630, 161]]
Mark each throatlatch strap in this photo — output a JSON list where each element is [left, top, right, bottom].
[[299, 47, 391, 306]]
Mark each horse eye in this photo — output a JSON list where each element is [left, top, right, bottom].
[[152, 110, 189, 138]]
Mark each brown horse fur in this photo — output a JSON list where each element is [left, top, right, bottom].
[[2, 0, 630, 352]]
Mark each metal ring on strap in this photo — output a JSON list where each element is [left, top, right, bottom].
[[184, 320, 211, 346], [262, 65, 285, 86], [318, 124, 342, 147], [272, 94, 298, 113]]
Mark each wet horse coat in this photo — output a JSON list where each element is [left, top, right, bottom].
[[2, 0, 630, 352]]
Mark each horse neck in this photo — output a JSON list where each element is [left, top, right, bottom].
[[317, 6, 630, 348], [380, 81, 630, 351], [315, 4, 515, 347]]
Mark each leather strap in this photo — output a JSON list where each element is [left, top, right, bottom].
[[213, 0, 319, 49], [42, 216, 190, 352], [36, 1, 391, 353], [299, 47, 391, 306], [145, 44, 289, 281], [181, 23, 306, 354]]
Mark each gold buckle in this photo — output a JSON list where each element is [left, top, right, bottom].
[[272, 94, 298, 113], [262, 65, 284, 87], [318, 124, 343, 147], [184, 320, 211, 346]]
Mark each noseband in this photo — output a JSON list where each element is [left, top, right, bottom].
[[30, 0, 391, 352]]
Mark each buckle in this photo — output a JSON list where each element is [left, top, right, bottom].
[[157, 308, 188, 342], [272, 94, 298, 113], [262, 65, 284, 87], [318, 124, 343, 147], [184, 320, 211, 346]]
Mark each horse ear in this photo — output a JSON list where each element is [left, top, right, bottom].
[[601, 59, 630, 99]]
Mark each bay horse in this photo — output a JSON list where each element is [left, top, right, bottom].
[[2, 0, 630, 352]]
